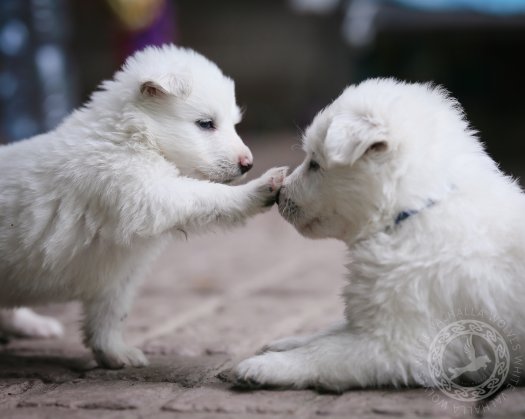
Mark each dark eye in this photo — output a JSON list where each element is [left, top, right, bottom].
[[196, 119, 215, 130], [308, 160, 320, 171]]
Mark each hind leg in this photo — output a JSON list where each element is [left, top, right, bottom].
[[0, 307, 63, 338]]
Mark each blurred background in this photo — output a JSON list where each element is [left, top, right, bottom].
[[0, 0, 524, 174]]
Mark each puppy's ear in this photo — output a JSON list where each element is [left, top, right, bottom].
[[324, 115, 388, 168], [140, 81, 168, 98], [139, 75, 191, 99]]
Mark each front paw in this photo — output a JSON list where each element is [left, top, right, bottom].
[[234, 352, 307, 389], [248, 166, 288, 210], [93, 345, 149, 369]]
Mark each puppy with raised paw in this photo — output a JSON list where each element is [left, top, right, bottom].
[[0, 45, 286, 369]]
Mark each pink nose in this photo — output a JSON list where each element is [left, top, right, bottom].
[[239, 156, 253, 174]]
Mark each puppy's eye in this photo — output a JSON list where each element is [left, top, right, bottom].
[[196, 119, 215, 130], [308, 160, 320, 171]]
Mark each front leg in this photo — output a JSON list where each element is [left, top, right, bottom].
[[130, 166, 288, 240], [235, 326, 416, 391], [83, 280, 146, 369], [179, 166, 288, 231]]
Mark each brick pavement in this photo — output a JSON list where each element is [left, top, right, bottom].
[[1, 134, 524, 418]]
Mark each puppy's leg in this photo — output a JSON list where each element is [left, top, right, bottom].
[[0, 308, 63, 338], [235, 328, 414, 391], [83, 281, 147, 369], [138, 167, 288, 239], [179, 166, 288, 230]]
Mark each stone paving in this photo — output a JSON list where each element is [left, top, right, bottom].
[[1, 134, 524, 418]]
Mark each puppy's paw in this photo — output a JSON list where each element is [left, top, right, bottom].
[[94, 345, 149, 369], [234, 352, 309, 389], [248, 166, 288, 210], [0, 308, 63, 339]]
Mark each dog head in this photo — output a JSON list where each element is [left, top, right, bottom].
[[279, 78, 479, 242], [113, 45, 252, 183]]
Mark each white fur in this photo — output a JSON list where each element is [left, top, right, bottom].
[[0, 44, 287, 368], [0, 308, 63, 338], [236, 78, 525, 391]]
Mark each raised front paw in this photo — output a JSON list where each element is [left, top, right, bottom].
[[93, 345, 149, 369], [248, 166, 288, 210]]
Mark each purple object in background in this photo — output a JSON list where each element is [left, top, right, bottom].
[[115, 0, 177, 64]]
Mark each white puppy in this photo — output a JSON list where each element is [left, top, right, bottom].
[[236, 79, 525, 391], [0, 45, 286, 368]]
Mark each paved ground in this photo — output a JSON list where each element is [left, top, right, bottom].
[[1, 134, 524, 418]]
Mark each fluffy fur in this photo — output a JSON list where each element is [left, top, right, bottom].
[[0, 44, 286, 368], [235, 78, 525, 391]]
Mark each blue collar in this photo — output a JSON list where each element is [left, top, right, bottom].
[[393, 198, 436, 226]]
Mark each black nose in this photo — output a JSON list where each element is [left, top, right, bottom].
[[239, 162, 253, 174]]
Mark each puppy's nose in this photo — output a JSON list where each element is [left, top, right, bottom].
[[239, 156, 253, 174]]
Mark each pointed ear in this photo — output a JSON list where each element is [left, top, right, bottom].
[[139, 75, 191, 99], [324, 115, 388, 168]]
